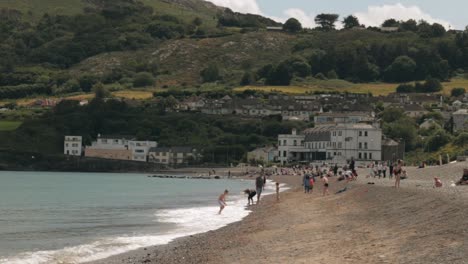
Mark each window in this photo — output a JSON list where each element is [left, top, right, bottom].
[[101, 139, 108, 144], [72, 143, 78, 147], [359, 142, 362, 149], [334, 152, 337, 156], [283, 151, 287, 157], [283, 140, 287, 145], [65, 143, 69, 147], [278, 151, 281, 157], [359, 131, 362, 137], [364, 142, 368, 149], [328, 152, 331, 158], [365, 131, 368, 137], [333, 142, 336, 148], [364, 153, 368, 159], [333, 132, 336, 136], [369, 153, 373, 160], [358, 152, 362, 159], [293, 140, 297, 146], [114, 139, 119, 143], [278, 141, 281, 146], [338, 131, 342, 136], [338, 142, 342, 149]]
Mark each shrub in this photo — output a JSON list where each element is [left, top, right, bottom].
[[133, 72, 155, 87]]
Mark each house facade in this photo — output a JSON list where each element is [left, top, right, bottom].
[[148, 147, 198, 165], [64, 136, 82, 156], [278, 124, 382, 165], [85, 135, 157, 162], [247, 147, 278, 163], [453, 109, 468, 132]]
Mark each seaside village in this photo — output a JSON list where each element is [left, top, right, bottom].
[[63, 91, 468, 167]]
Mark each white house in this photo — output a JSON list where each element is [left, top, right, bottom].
[[247, 147, 278, 163], [278, 124, 382, 165], [64, 136, 82, 156], [85, 135, 157, 162], [148, 147, 198, 165]]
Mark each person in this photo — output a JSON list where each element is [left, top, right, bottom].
[[228, 170, 231, 178], [321, 175, 329, 196], [333, 164, 338, 176], [434, 177, 443, 188], [303, 174, 311, 193], [377, 162, 383, 178], [383, 163, 388, 178], [308, 176, 314, 192], [275, 182, 280, 201], [255, 175, 264, 203], [456, 169, 468, 186], [389, 162, 394, 179], [394, 160, 403, 188], [218, 189, 228, 214], [244, 189, 257, 205], [350, 157, 355, 174]]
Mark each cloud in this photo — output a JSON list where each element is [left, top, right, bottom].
[[354, 3, 452, 29], [206, 0, 261, 14]]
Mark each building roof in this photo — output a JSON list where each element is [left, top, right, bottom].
[[382, 138, 399, 146], [98, 135, 136, 140], [403, 104, 427, 112], [453, 109, 468, 115], [149, 147, 194, 153]]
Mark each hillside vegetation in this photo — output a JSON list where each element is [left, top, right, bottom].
[[1, 0, 468, 102]]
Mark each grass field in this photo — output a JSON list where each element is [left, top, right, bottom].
[[0, 121, 22, 131], [234, 78, 468, 96]]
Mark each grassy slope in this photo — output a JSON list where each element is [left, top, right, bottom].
[[0, 121, 22, 131], [0, 0, 88, 20]]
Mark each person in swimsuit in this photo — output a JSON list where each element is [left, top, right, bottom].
[[244, 189, 257, 205], [394, 160, 403, 188], [218, 189, 228, 214], [321, 175, 329, 196]]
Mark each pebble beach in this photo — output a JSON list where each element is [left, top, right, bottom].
[[87, 161, 468, 264]]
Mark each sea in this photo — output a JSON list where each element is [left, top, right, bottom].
[[0, 171, 279, 264]]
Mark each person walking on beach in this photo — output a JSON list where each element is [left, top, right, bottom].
[[321, 175, 329, 196], [275, 182, 280, 201], [389, 162, 394, 179], [303, 174, 311, 193], [383, 163, 388, 178], [333, 164, 338, 176], [255, 175, 264, 204], [218, 189, 228, 214], [394, 160, 403, 189]]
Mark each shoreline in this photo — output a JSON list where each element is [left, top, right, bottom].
[[87, 163, 468, 264]]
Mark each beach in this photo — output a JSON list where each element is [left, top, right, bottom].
[[88, 161, 468, 264]]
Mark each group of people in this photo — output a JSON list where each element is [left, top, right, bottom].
[[218, 174, 281, 214]]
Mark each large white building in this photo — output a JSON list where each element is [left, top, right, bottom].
[[278, 124, 382, 165], [85, 135, 157, 162], [64, 136, 82, 156]]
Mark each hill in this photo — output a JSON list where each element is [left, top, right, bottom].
[[1, 0, 468, 102]]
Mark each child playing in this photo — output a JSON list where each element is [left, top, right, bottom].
[[309, 177, 314, 193], [218, 189, 228, 214], [275, 182, 280, 201], [321, 175, 329, 196]]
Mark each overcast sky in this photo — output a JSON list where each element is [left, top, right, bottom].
[[206, 0, 467, 29]]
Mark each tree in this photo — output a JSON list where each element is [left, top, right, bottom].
[[283, 18, 302, 33], [400, 19, 418, 31], [133, 72, 155, 87], [240, 71, 255, 85], [342, 15, 360, 29], [451, 87, 466, 97], [327, 70, 338, 79], [192, 17, 203, 27], [431, 23, 446, 37], [382, 19, 399, 27], [93, 82, 110, 99], [200, 64, 221, 83], [384, 56, 417, 82], [425, 129, 451, 151], [315, 14, 339, 31], [423, 78, 442, 92]]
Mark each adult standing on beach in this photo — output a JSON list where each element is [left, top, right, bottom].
[[321, 175, 329, 196], [303, 174, 311, 193], [394, 160, 403, 188], [255, 175, 264, 204], [350, 157, 355, 174]]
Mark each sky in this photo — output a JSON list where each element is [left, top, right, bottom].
[[206, 0, 467, 30]]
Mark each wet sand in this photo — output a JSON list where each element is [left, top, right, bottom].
[[88, 162, 468, 264]]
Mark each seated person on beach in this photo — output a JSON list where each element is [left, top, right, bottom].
[[400, 170, 408, 180], [456, 169, 468, 186], [434, 177, 443, 188], [244, 189, 257, 205], [218, 190, 228, 215], [337, 171, 345, 181]]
